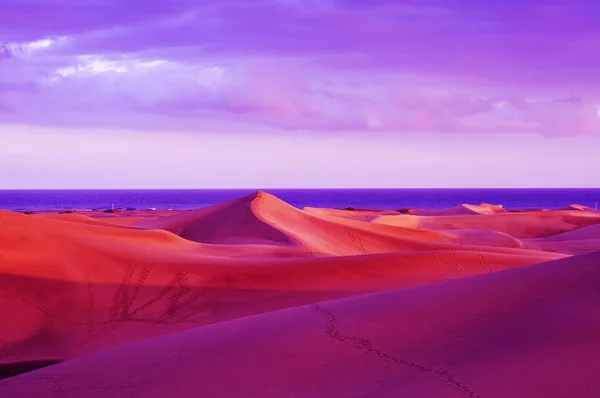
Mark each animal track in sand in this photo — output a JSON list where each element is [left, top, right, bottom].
[[314, 304, 481, 398], [434, 252, 450, 282], [477, 253, 493, 273], [449, 251, 465, 277]]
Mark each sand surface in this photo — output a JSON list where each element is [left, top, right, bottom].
[[0, 191, 599, 397]]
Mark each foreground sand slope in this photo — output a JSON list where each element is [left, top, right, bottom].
[[1, 251, 599, 397]]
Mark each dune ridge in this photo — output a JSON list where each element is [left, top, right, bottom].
[[1, 191, 599, 397]]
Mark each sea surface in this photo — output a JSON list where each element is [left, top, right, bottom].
[[1, 189, 599, 211]]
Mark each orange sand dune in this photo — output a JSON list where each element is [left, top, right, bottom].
[[85, 210, 181, 225], [0, 191, 598, 396], [303, 207, 401, 221], [2, 251, 599, 398], [0, 207, 563, 364], [133, 191, 456, 255], [522, 223, 600, 254], [558, 204, 595, 211], [35, 213, 141, 229], [373, 209, 600, 238], [133, 191, 572, 255], [534, 222, 600, 241], [411, 203, 507, 216]]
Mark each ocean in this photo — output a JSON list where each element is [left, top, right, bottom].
[[0, 189, 599, 212]]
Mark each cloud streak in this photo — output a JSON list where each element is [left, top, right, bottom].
[[1, 0, 600, 135]]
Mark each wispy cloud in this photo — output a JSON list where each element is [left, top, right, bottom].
[[1, 0, 600, 135]]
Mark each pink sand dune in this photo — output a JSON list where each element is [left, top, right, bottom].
[[302, 207, 401, 222], [522, 223, 600, 254], [558, 204, 595, 211], [1, 251, 599, 398], [1, 191, 598, 396], [373, 210, 600, 239], [533, 222, 600, 242], [0, 206, 563, 365], [34, 212, 156, 230], [133, 191, 574, 256], [411, 203, 507, 216], [133, 191, 459, 255]]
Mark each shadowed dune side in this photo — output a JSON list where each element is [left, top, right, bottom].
[[2, 252, 599, 398], [522, 223, 600, 254], [134, 192, 297, 246], [522, 239, 600, 255], [532, 223, 600, 242]]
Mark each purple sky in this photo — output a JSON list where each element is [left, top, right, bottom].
[[1, 0, 600, 188]]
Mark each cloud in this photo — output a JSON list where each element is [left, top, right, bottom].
[[1, 0, 600, 135]]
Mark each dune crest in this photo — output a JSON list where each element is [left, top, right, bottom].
[[133, 191, 297, 246], [133, 191, 454, 255]]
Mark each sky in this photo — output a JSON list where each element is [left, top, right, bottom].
[[1, 0, 600, 188]]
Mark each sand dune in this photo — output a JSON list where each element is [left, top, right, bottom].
[[303, 207, 401, 221], [373, 210, 600, 239], [558, 204, 596, 211], [34, 213, 142, 229], [133, 191, 457, 254], [411, 203, 507, 216], [1, 251, 599, 397], [521, 223, 600, 254], [132, 191, 451, 254], [533, 222, 600, 241], [133, 191, 574, 255], [1, 191, 599, 396], [0, 207, 562, 364]]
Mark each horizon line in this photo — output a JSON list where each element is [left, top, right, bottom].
[[2, 187, 600, 191]]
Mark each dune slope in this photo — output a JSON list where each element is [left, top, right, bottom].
[[1, 251, 599, 397], [374, 210, 600, 239], [0, 206, 562, 364]]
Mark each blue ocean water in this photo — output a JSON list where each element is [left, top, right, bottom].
[[0, 189, 599, 211]]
